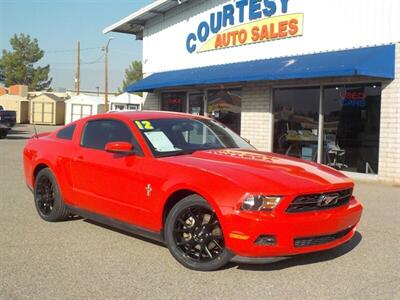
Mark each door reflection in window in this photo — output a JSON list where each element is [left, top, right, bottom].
[[207, 89, 242, 134], [273, 87, 320, 161]]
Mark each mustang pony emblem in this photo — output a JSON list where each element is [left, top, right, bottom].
[[145, 184, 152, 197], [318, 194, 340, 207]]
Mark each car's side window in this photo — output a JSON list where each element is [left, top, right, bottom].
[[57, 124, 76, 140], [81, 119, 137, 151]]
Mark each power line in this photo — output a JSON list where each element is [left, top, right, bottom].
[[80, 53, 105, 65], [45, 46, 102, 54]]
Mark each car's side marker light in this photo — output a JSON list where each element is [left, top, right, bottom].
[[229, 233, 250, 240]]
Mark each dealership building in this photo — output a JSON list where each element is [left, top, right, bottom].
[[104, 0, 400, 183]]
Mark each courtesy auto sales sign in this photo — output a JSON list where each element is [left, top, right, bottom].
[[186, 0, 304, 54]]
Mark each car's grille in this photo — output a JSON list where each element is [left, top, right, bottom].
[[286, 188, 353, 213], [294, 227, 354, 248]]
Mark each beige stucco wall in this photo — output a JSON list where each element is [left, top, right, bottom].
[[379, 43, 400, 184], [143, 92, 160, 110], [240, 83, 272, 151], [0, 95, 30, 123]]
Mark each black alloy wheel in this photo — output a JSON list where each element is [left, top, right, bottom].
[[34, 168, 70, 222], [174, 206, 224, 261], [165, 195, 233, 271], [35, 175, 55, 216]]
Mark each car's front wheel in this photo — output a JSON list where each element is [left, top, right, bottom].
[[165, 195, 233, 271], [34, 168, 70, 222]]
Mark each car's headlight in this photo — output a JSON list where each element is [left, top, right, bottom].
[[241, 195, 282, 211]]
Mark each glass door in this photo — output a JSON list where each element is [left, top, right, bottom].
[[188, 93, 205, 116], [207, 89, 242, 134], [273, 87, 320, 161]]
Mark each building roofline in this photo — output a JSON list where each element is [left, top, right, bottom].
[[102, 0, 189, 36]]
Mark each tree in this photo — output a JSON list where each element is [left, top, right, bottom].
[[0, 33, 52, 91], [0, 69, 4, 84], [120, 60, 142, 93]]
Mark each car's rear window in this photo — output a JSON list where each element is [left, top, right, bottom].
[[57, 124, 76, 140]]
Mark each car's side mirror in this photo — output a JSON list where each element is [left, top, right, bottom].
[[105, 141, 134, 154]]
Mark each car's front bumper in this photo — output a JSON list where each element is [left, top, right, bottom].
[[223, 197, 363, 258]]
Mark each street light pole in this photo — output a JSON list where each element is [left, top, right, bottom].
[[103, 37, 114, 110], [76, 41, 80, 95]]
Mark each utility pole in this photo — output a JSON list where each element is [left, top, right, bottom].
[[103, 37, 114, 110], [76, 41, 80, 95]]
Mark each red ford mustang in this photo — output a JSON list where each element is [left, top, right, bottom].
[[23, 111, 363, 271]]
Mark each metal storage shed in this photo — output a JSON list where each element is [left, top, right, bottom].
[[109, 93, 143, 111], [65, 94, 106, 124], [30, 93, 66, 125], [0, 94, 30, 123]]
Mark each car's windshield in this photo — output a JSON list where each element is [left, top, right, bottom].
[[134, 118, 254, 157]]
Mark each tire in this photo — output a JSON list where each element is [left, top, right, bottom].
[[34, 168, 70, 222], [164, 195, 233, 271]]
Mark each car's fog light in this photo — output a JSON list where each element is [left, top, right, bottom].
[[241, 195, 282, 211], [255, 235, 276, 246]]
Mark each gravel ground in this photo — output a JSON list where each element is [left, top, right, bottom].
[[0, 124, 399, 300]]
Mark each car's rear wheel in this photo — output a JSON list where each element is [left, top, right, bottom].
[[165, 195, 233, 271], [34, 168, 70, 222]]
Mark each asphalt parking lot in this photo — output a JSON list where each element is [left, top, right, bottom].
[[1, 124, 399, 299]]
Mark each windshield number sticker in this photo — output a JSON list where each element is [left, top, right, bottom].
[[135, 120, 154, 130]]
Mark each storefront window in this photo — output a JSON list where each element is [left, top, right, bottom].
[[161, 92, 186, 112], [207, 89, 242, 134], [273, 87, 320, 160], [323, 84, 381, 174], [273, 84, 381, 174]]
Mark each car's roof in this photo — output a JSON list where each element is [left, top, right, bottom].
[[97, 110, 207, 120], [62, 111, 209, 129]]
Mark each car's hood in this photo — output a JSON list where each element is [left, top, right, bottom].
[[163, 149, 353, 195]]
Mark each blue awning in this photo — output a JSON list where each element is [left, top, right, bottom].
[[126, 45, 395, 92]]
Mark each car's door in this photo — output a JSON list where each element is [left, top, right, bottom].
[[70, 118, 150, 225]]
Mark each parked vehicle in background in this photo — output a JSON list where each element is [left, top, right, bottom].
[[0, 105, 17, 138], [0, 105, 16, 127], [0, 124, 10, 139]]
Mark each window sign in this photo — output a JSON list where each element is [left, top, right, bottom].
[[161, 92, 187, 112], [144, 131, 178, 152]]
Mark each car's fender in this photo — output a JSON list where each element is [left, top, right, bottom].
[[157, 169, 245, 234]]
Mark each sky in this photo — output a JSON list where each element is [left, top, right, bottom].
[[0, 0, 154, 92]]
